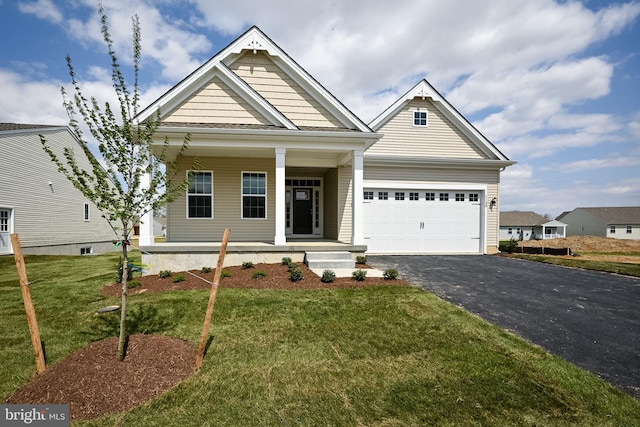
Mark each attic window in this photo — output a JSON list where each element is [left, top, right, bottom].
[[413, 110, 428, 127]]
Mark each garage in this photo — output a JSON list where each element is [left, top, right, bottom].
[[363, 189, 483, 253]]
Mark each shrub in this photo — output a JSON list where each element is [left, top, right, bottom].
[[221, 270, 232, 279], [289, 264, 304, 282], [505, 237, 519, 254], [115, 256, 133, 283], [356, 255, 368, 265], [172, 273, 185, 283], [201, 266, 213, 273], [252, 270, 267, 279], [127, 280, 141, 289], [158, 270, 172, 279], [383, 268, 399, 280], [352, 269, 367, 281], [321, 269, 336, 283], [281, 257, 292, 266], [242, 261, 254, 269]]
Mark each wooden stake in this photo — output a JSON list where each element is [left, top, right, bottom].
[[196, 228, 230, 369], [11, 234, 46, 374]]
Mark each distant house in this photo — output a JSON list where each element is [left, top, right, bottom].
[[499, 211, 567, 241], [557, 207, 640, 240], [0, 123, 115, 255]]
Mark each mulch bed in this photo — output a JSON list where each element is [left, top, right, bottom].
[[7, 263, 408, 421]]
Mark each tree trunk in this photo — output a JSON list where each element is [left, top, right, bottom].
[[118, 241, 129, 361]]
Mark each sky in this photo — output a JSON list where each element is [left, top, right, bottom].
[[1, 0, 639, 218]]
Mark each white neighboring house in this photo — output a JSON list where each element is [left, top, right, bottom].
[[0, 123, 115, 255], [499, 211, 567, 241], [557, 207, 640, 240]]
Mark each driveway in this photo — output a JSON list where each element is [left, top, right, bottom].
[[368, 255, 640, 399]]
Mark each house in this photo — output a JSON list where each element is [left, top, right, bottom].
[[0, 124, 115, 255], [557, 207, 640, 240], [499, 211, 567, 241], [136, 26, 515, 272]]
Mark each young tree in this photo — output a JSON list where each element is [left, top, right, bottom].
[[41, 6, 190, 360]]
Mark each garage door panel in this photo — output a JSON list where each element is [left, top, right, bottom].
[[364, 189, 482, 254]]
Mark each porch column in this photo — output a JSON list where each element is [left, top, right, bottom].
[[138, 167, 154, 246], [352, 149, 364, 245], [274, 148, 287, 245]]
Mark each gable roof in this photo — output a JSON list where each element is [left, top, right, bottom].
[[369, 80, 512, 162], [0, 123, 63, 133], [136, 26, 373, 133], [500, 211, 565, 227], [558, 207, 640, 225]]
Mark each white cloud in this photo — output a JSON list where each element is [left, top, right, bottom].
[[543, 154, 640, 173], [18, 0, 63, 23]]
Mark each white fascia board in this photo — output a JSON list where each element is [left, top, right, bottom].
[[364, 155, 516, 169]]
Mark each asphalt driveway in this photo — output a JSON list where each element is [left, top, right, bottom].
[[369, 254, 640, 399]]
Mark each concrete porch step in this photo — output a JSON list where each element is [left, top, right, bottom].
[[304, 251, 355, 270]]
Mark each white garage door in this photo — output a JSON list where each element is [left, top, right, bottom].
[[363, 190, 482, 253]]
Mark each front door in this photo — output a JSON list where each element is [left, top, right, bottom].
[[293, 188, 313, 235], [0, 208, 12, 254]]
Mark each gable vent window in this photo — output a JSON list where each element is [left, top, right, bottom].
[[413, 110, 428, 127]]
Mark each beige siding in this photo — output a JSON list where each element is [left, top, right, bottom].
[[0, 128, 115, 252], [168, 156, 276, 242], [323, 168, 338, 240], [230, 51, 345, 129], [337, 165, 353, 242], [368, 98, 487, 159], [164, 76, 271, 125]]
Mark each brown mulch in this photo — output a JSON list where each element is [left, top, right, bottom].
[[5, 335, 196, 421], [7, 263, 407, 421], [102, 262, 409, 296]]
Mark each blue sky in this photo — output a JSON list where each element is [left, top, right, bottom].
[[1, 0, 639, 218]]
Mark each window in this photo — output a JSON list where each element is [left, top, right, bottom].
[[469, 193, 479, 202], [455, 193, 465, 202], [425, 192, 435, 201], [508, 228, 513, 235], [378, 191, 388, 200], [0, 209, 9, 232], [364, 191, 374, 200], [409, 192, 419, 201], [610, 225, 616, 234], [627, 226, 633, 234], [413, 110, 428, 127], [439, 193, 449, 201], [242, 172, 266, 219], [395, 192, 405, 200], [80, 246, 93, 255], [83, 202, 90, 221], [187, 171, 213, 218]]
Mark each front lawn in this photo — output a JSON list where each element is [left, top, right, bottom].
[[1, 253, 639, 425]]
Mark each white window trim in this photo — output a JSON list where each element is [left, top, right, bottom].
[[186, 170, 214, 219], [83, 202, 90, 221], [413, 109, 428, 127], [241, 171, 268, 220]]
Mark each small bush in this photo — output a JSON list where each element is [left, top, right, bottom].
[[221, 270, 232, 279], [159, 270, 172, 279], [281, 257, 292, 266], [321, 270, 336, 283], [127, 280, 142, 289], [172, 273, 186, 283], [242, 261, 254, 269], [352, 269, 367, 281], [383, 268, 399, 280], [356, 255, 368, 265], [201, 266, 213, 273], [289, 264, 304, 282], [505, 237, 519, 254], [252, 270, 267, 279]]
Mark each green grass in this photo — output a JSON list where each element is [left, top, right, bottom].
[[1, 253, 639, 426], [512, 254, 640, 277]]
